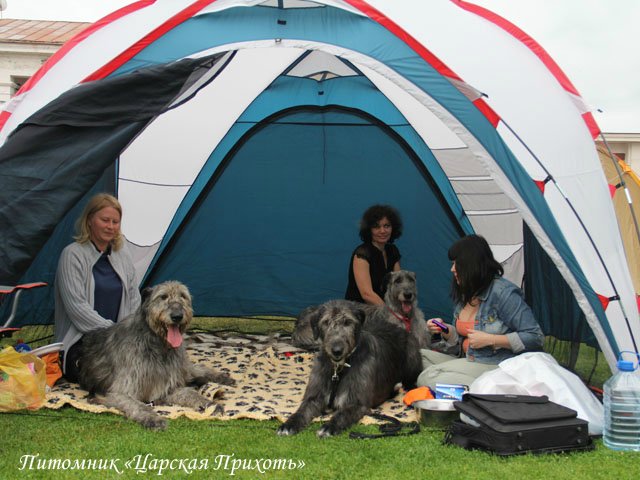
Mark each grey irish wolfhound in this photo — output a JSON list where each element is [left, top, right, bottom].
[[291, 270, 430, 350], [78, 281, 235, 430], [378, 270, 430, 348], [278, 299, 422, 437]]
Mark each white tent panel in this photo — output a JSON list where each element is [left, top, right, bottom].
[[119, 47, 304, 245], [456, 192, 517, 212], [433, 148, 486, 178], [360, 64, 465, 150], [119, 48, 301, 184], [492, 244, 523, 264], [466, 210, 522, 246], [126, 241, 161, 283], [495, 122, 547, 181], [287, 50, 359, 78], [119, 181, 189, 247], [496, 245, 524, 286], [543, 180, 634, 301]]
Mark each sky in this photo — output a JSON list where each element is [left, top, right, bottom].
[[3, 0, 638, 133]]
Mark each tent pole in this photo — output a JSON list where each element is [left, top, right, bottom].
[[500, 119, 638, 354], [599, 133, 640, 246]]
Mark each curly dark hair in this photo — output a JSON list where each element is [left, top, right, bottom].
[[358, 205, 403, 243], [448, 234, 503, 305]]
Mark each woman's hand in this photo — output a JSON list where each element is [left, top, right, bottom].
[[467, 329, 496, 349], [427, 318, 451, 338]]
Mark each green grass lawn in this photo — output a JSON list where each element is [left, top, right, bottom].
[[1, 408, 639, 480], [1, 319, 636, 479]]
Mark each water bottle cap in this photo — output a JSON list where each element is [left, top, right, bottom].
[[617, 360, 635, 371]]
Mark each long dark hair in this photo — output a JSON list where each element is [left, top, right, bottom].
[[358, 205, 403, 243], [448, 234, 503, 305]]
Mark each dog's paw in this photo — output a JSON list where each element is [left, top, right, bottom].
[[209, 403, 225, 416], [216, 375, 236, 387], [204, 372, 235, 386], [139, 415, 167, 431], [276, 425, 298, 436], [316, 425, 336, 438]]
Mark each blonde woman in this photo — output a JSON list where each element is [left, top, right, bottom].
[[54, 193, 141, 382]]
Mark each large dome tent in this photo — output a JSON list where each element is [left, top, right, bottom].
[[0, 0, 637, 372]]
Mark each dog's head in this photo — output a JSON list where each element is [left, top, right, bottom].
[[141, 281, 193, 349], [383, 270, 418, 316], [311, 300, 365, 365]]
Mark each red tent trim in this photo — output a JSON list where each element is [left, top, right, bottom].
[[452, 0, 601, 139], [84, 0, 219, 82]]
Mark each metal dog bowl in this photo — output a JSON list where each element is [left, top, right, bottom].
[[413, 399, 458, 429]]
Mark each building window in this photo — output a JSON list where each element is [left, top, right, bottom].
[[10, 76, 29, 96]]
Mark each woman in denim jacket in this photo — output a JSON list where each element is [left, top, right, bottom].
[[417, 235, 544, 389]]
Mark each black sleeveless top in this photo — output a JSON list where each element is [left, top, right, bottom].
[[344, 243, 401, 303]]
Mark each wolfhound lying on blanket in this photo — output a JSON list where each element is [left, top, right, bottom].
[[78, 281, 235, 430], [278, 300, 422, 437], [292, 270, 430, 349]]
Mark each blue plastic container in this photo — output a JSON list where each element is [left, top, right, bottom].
[[603, 352, 640, 451]]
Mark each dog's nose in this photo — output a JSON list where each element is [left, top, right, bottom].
[[330, 345, 344, 358], [170, 312, 183, 323], [403, 292, 413, 301]]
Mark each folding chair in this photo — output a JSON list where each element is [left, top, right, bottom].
[[1, 283, 64, 385], [1, 282, 48, 332]]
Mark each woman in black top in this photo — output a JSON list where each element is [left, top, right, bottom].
[[345, 205, 403, 305]]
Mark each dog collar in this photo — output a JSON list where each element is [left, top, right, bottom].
[[387, 306, 412, 332], [329, 360, 352, 408], [331, 361, 351, 382], [330, 344, 357, 381]]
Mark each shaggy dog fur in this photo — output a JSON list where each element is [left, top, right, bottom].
[[378, 270, 430, 348], [278, 299, 422, 437], [291, 270, 430, 350], [78, 281, 234, 430]]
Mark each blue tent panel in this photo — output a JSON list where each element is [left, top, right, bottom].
[[146, 108, 461, 317]]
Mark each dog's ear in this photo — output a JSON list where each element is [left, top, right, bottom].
[[353, 307, 367, 325], [310, 306, 323, 340], [140, 287, 154, 305], [383, 272, 393, 287]]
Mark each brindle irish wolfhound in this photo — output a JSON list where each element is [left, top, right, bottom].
[[78, 281, 235, 430], [278, 300, 422, 437], [291, 270, 430, 350]]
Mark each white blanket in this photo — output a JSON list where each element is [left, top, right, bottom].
[[470, 352, 604, 435]]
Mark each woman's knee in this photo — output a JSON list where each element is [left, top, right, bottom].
[[417, 364, 445, 388]]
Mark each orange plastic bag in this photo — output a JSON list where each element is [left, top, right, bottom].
[[40, 352, 63, 388], [0, 346, 46, 411], [402, 386, 435, 406]]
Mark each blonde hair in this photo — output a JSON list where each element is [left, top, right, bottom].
[[74, 193, 123, 251]]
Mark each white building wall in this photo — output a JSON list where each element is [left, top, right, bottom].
[[0, 42, 56, 104]]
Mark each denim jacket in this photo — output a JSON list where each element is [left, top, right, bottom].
[[446, 277, 544, 364]]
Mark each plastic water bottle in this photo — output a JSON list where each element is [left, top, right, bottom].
[[603, 352, 640, 451]]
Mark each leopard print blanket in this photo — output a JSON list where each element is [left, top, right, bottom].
[[44, 333, 418, 425]]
